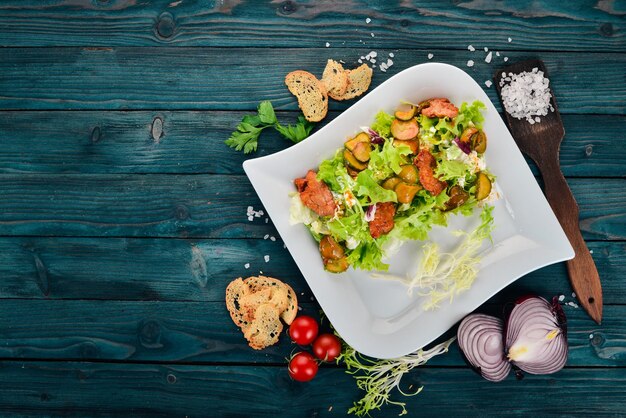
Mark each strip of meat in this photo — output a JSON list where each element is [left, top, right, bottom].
[[294, 170, 336, 217], [415, 149, 447, 196], [421, 98, 459, 119], [369, 202, 396, 239]]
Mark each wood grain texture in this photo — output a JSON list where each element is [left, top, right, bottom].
[[0, 48, 624, 113], [0, 237, 623, 304], [1, 362, 626, 417], [0, 110, 623, 176], [0, 300, 623, 366], [0, 0, 623, 51], [0, 175, 622, 239]]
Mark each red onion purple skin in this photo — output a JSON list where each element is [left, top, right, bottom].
[[551, 296, 568, 338], [364, 204, 377, 222], [453, 137, 471, 154], [367, 129, 385, 145]]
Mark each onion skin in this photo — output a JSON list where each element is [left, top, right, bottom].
[[505, 296, 568, 376], [457, 314, 511, 382]]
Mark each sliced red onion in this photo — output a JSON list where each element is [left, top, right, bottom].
[[457, 314, 511, 382], [453, 137, 471, 154], [505, 296, 568, 375], [364, 204, 377, 222], [361, 127, 385, 144]]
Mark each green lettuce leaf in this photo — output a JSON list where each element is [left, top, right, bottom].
[[435, 159, 470, 181], [368, 140, 411, 180], [317, 150, 353, 192], [455, 100, 486, 132], [347, 241, 389, 271], [355, 170, 397, 205], [370, 111, 395, 139]]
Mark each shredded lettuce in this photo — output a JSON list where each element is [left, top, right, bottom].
[[370, 110, 395, 139]]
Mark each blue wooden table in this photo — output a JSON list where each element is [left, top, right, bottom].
[[0, 1, 624, 416]]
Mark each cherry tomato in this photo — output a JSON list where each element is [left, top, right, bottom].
[[288, 352, 318, 382], [312, 334, 342, 362], [289, 315, 319, 345]]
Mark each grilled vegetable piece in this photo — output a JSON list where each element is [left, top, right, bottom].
[[444, 185, 470, 211], [382, 176, 402, 191], [460, 127, 487, 153], [472, 131, 487, 153], [394, 103, 416, 121], [390, 118, 419, 140], [324, 257, 349, 273], [343, 149, 368, 171], [345, 132, 370, 151], [319, 236, 345, 260], [475, 172, 492, 200], [398, 164, 419, 184], [352, 141, 371, 162], [395, 181, 422, 204], [393, 139, 419, 154]]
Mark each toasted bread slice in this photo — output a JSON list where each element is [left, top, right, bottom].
[[225, 278, 251, 329], [243, 303, 284, 350], [240, 287, 272, 323], [332, 64, 373, 101], [245, 276, 298, 325], [285, 70, 328, 122], [322, 59, 349, 99]]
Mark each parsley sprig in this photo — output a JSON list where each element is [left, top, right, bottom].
[[225, 101, 314, 154]]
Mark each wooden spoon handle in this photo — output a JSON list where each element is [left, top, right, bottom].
[[539, 158, 603, 323]]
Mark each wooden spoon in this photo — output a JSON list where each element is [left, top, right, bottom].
[[494, 59, 602, 324]]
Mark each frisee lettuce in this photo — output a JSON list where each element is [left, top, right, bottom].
[[337, 335, 456, 416], [368, 139, 411, 181], [370, 110, 395, 139]]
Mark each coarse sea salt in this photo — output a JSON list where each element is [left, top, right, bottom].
[[485, 51, 492, 63], [484, 80, 492, 88], [499, 67, 554, 124], [428, 53, 434, 59], [466, 60, 474, 67], [468, 45, 475, 51]]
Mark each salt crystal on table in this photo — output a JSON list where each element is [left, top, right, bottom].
[[468, 45, 475, 51], [572, 292, 576, 298], [484, 47, 488, 52], [264, 255, 270, 262], [589, 334, 594, 339], [370, 51, 377, 57], [244, 263, 250, 269], [358, 59, 363, 63], [270, 236, 276, 241], [467, 60, 474, 67], [247, 216, 254, 221], [389, 52, 394, 57], [496, 51, 500, 57], [485, 51, 492, 63], [428, 53, 434, 59], [370, 32, 375, 37], [504, 57, 509, 62], [558, 295, 565, 302], [366, 18, 371, 23], [325, 42, 330, 48], [484, 80, 492, 88], [263, 234, 269, 239], [508, 37, 512, 42]]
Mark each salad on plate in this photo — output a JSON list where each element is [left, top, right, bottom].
[[290, 97, 498, 307]]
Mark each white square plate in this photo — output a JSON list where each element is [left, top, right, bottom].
[[244, 63, 574, 359]]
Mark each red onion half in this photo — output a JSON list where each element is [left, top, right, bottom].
[[457, 296, 568, 382], [458, 314, 511, 382], [505, 296, 568, 375]]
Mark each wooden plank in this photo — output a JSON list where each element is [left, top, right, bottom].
[[0, 363, 625, 417], [0, 175, 622, 239], [0, 111, 623, 177], [0, 237, 623, 304], [0, 1, 623, 51], [0, 48, 624, 113], [0, 300, 622, 366]]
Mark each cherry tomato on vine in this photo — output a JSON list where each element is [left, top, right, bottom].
[[288, 315, 319, 345], [288, 352, 318, 382], [312, 334, 342, 362]]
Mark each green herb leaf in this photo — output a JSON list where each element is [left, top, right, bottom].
[[226, 101, 315, 153], [257, 100, 278, 125], [276, 116, 314, 143]]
